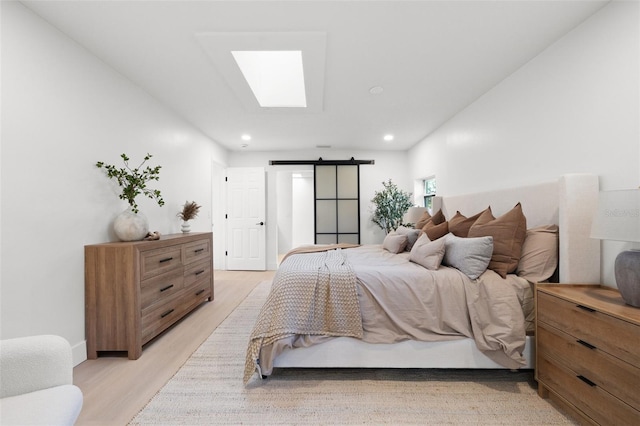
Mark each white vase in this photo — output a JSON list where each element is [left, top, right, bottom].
[[113, 207, 149, 241], [181, 220, 191, 233]]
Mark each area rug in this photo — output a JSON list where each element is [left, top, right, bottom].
[[130, 281, 576, 425]]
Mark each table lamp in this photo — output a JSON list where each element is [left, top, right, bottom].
[[403, 207, 428, 228], [590, 188, 640, 307]]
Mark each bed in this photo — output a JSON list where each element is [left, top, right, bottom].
[[244, 174, 601, 383]]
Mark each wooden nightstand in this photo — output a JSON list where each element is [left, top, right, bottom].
[[535, 284, 640, 425]]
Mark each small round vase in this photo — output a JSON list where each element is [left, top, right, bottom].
[[615, 250, 640, 307], [181, 220, 191, 233], [113, 207, 149, 241]]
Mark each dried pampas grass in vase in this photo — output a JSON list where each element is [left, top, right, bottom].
[[178, 201, 201, 233]]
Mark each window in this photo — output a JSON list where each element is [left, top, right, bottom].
[[423, 177, 436, 210]]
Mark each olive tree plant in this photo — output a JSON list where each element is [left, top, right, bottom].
[[371, 179, 413, 234]]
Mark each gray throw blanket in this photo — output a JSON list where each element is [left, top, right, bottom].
[[244, 248, 363, 383]]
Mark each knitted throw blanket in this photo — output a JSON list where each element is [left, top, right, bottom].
[[244, 248, 363, 383]]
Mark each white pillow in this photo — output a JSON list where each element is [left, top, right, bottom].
[[382, 232, 408, 254], [395, 226, 421, 251], [442, 233, 493, 279], [409, 233, 445, 270]]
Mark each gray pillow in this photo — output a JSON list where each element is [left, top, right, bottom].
[[442, 233, 493, 279], [395, 226, 420, 251], [409, 233, 445, 270], [382, 232, 408, 254]]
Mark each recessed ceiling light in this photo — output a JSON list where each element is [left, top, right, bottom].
[[241, 143, 249, 149], [232, 50, 307, 107], [241, 134, 251, 141], [369, 86, 384, 95], [383, 134, 394, 142]]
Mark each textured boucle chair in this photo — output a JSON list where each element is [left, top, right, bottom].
[[0, 335, 83, 425]]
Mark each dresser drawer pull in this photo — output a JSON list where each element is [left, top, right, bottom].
[[195, 270, 205, 276], [195, 289, 205, 296], [160, 309, 175, 318], [577, 375, 597, 387], [159, 257, 174, 264], [576, 304, 596, 313], [159, 284, 174, 292], [577, 339, 596, 350], [194, 248, 204, 253]]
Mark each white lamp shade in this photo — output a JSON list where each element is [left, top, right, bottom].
[[590, 189, 640, 242], [403, 207, 427, 225]]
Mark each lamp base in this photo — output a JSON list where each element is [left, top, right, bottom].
[[615, 249, 640, 308]]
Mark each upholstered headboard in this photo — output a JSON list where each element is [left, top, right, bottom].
[[432, 174, 600, 284]]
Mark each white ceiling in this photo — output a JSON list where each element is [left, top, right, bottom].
[[22, 0, 609, 152]]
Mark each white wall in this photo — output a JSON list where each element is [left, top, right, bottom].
[[229, 149, 411, 269], [276, 170, 294, 255], [291, 174, 315, 248], [408, 1, 640, 288], [0, 2, 228, 364]]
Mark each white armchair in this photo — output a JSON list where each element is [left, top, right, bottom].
[[0, 335, 83, 425]]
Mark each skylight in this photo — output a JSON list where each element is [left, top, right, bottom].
[[231, 50, 307, 108]]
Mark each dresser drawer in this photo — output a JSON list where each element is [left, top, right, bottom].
[[141, 292, 185, 344], [140, 268, 184, 310], [538, 355, 639, 425], [140, 245, 183, 280], [183, 239, 211, 265], [181, 282, 212, 313], [538, 323, 640, 411], [184, 259, 211, 289], [537, 292, 640, 367]]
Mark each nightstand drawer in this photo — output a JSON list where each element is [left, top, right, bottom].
[[538, 356, 640, 426], [537, 291, 640, 367], [538, 323, 640, 411], [140, 246, 183, 280]]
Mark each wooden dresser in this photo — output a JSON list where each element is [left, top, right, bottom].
[[85, 232, 214, 359], [536, 284, 640, 425]]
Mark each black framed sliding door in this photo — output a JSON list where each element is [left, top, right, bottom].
[[314, 164, 360, 244]]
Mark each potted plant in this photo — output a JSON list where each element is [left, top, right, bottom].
[[96, 153, 165, 241], [177, 201, 201, 233], [371, 179, 413, 234]]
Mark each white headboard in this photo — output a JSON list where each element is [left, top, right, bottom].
[[432, 174, 600, 284]]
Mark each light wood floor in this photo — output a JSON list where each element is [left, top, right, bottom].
[[73, 269, 275, 426]]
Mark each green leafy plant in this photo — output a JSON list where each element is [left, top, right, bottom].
[[178, 201, 201, 221], [371, 179, 413, 234], [96, 153, 165, 214]]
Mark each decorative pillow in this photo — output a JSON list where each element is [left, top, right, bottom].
[[517, 224, 559, 283], [467, 203, 527, 278], [415, 211, 432, 230], [409, 233, 446, 270], [448, 208, 487, 237], [442, 233, 494, 280], [429, 209, 446, 225], [396, 226, 420, 251], [382, 232, 408, 253], [422, 221, 449, 240]]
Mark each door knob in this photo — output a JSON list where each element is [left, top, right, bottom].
[[256, 221, 264, 226]]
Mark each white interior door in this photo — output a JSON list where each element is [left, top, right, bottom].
[[226, 167, 266, 270]]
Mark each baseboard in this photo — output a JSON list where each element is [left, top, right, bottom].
[[72, 339, 87, 366]]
